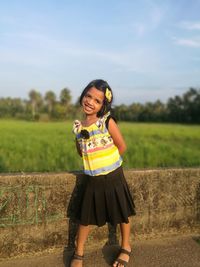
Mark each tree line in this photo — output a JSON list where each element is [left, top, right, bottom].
[[0, 87, 199, 123]]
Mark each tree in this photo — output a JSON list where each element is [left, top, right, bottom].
[[59, 88, 72, 119], [113, 104, 129, 121], [0, 97, 24, 118], [167, 95, 183, 122], [60, 88, 71, 106], [166, 88, 200, 123], [182, 88, 200, 123], [128, 103, 143, 121], [151, 100, 166, 122], [44, 91, 56, 115], [28, 89, 42, 119]]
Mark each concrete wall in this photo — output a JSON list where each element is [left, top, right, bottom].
[[0, 168, 200, 258]]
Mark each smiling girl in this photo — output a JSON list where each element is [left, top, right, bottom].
[[71, 79, 136, 267]]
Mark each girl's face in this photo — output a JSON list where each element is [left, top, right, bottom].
[[82, 87, 104, 116]]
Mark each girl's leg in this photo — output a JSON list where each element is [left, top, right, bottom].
[[113, 219, 132, 267], [71, 224, 90, 267], [120, 220, 131, 250], [75, 224, 90, 255]]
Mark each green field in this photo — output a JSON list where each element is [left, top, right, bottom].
[[0, 120, 200, 172]]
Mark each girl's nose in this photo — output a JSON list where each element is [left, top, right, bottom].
[[87, 98, 93, 105]]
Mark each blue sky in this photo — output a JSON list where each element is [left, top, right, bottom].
[[0, 0, 200, 104]]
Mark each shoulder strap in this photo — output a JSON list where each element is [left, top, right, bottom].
[[105, 115, 117, 129]]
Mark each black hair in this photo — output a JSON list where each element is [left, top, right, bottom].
[[79, 79, 113, 117]]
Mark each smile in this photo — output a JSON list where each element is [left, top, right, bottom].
[[84, 103, 93, 110]]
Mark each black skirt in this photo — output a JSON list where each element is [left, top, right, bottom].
[[69, 166, 136, 227]]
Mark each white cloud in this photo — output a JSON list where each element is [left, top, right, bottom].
[[180, 21, 200, 30], [174, 21, 200, 49], [173, 37, 200, 48]]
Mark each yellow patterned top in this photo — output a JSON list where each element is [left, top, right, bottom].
[[73, 113, 122, 176]]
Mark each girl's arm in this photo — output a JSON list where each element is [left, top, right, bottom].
[[108, 118, 127, 155], [75, 139, 82, 157]]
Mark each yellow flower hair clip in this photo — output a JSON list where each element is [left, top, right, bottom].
[[105, 88, 112, 102]]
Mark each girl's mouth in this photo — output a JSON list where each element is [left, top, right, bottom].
[[84, 103, 93, 111]]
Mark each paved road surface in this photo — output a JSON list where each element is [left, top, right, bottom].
[[0, 235, 200, 267]]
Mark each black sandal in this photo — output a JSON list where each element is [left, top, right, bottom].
[[113, 248, 131, 267], [70, 253, 84, 266]]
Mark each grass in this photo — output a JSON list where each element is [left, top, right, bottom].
[[122, 122, 200, 169], [0, 120, 200, 172]]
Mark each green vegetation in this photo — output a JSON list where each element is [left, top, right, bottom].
[[0, 87, 200, 123], [0, 120, 200, 173]]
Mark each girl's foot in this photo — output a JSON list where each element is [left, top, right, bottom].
[[70, 253, 84, 267], [113, 248, 131, 267]]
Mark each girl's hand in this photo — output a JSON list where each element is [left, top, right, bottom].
[[75, 139, 82, 157], [107, 118, 127, 155]]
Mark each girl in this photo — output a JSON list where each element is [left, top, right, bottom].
[[71, 79, 136, 267]]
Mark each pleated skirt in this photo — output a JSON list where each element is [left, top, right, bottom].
[[71, 166, 136, 227]]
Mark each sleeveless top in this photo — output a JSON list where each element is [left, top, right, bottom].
[[72, 113, 122, 176]]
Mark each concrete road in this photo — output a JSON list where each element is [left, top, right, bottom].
[[0, 235, 200, 267]]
